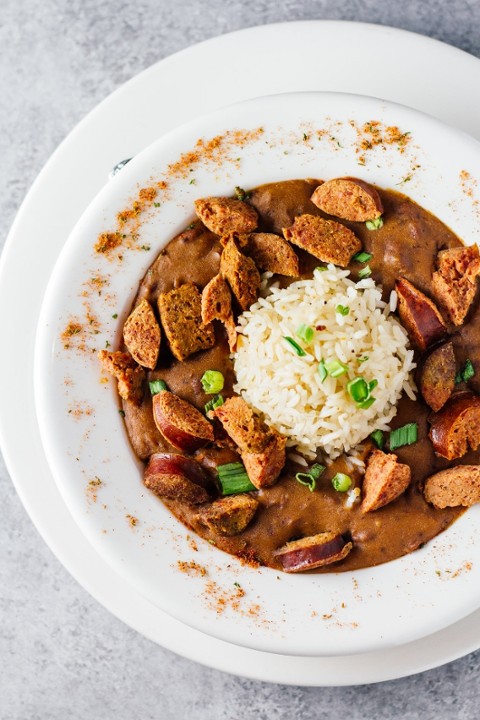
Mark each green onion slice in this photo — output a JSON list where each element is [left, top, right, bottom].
[[217, 462, 256, 495], [359, 396, 376, 409], [295, 463, 326, 492], [283, 336, 306, 356], [149, 379, 168, 395], [324, 358, 348, 377], [336, 304, 350, 316], [370, 429, 385, 449], [201, 370, 224, 394], [352, 251, 372, 263], [204, 394, 224, 414], [331, 472, 352, 492], [389, 422, 418, 450], [234, 186, 249, 201], [315, 265, 328, 272], [455, 359, 475, 384], [296, 324, 315, 344], [365, 216, 384, 230], [347, 377, 369, 403], [358, 265, 372, 279], [368, 379, 378, 391], [358, 355, 369, 364], [318, 360, 328, 382]]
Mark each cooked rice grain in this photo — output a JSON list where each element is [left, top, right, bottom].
[[233, 266, 416, 460]]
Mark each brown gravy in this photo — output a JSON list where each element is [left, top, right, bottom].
[[122, 180, 476, 572]]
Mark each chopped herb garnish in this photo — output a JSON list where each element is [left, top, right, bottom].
[[296, 324, 315, 344], [217, 462, 256, 495], [189, 178, 196, 185], [331, 472, 352, 492], [455, 359, 475, 384], [201, 370, 224, 394], [141, 245, 151, 251], [105, 340, 110, 348], [154, 202, 161, 207], [370, 429, 385, 449], [365, 216, 384, 230], [204, 394, 224, 414], [358, 265, 372, 279], [352, 251, 372, 263], [318, 360, 328, 382], [368, 379, 378, 392], [336, 304, 350, 316], [315, 265, 328, 272], [359, 396, 376, 409], [233, 581, 241, 589], [149, 379, 168, 395], [283, 336, 306, 356], [295, 463, 326, 492], [324, 358, 348, 377], [389, 422, 418, 450], [112, 313, 118, 319], [347, 377, 369, 403], [303, 132, 309, 141], [234, 186, 249, 201], [358, 355, 369, 363], [186, 222, 196, 230], [118, 409, 125, 417]]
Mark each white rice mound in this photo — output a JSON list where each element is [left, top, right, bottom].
[[233, 265, 416, 461]]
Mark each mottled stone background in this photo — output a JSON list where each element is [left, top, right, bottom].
[[2, 1, 480, 718]]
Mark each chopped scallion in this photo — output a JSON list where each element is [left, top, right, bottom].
[[358, 265, 372, 279], [295, 463, 326, 492], [283, 336, 306, 356], [201, 370, 224, 394], [217, 462, 256, 495], [347, 377, 369, 403], [370, 429, 385, 449], [358, 355, 369, 364], [234, 186, 249, 201], [455, 359, 475, 384], [359, 396, 375, 409], [336, 304, 350, 316], [315, 265, 328, 272], [149, 379, 168, 395], [318, 360, 328, 382], [204, 394, 224, 414], [368, 379, 378, 391], [324, 358, 348, 377], [352, 251, 372, 263], [389, 422, 418, 450], [332, 472, 352, 492], [365, 216, 384, 230], [296, 324, 315, 344]]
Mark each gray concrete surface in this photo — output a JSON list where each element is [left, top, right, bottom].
[[2, 1, 480, 718]]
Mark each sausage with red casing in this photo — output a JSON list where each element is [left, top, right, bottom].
[[274, 532, 352, 572], [429, 392, 480, 460], [144, 452, 214, 504]]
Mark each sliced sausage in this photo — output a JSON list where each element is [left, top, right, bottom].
[[432, 245, 480, 326], [246, 232, 300, 276], [201, 274, 232, 324], [212, 396, 270, 453], [153, 391, 214, 453], [220, 237, 260, 311], [98, 349, 145, 403], [157, 282, 215, 361], [144, 452, 212, 504], [194, 197, 258, 236], [429, 391, 480, 460], [419, 341, 456, 412], [196, 494, 259, 535], [274, 532, 353, 572], [242, 431, 286, 489], [123, 299, 161, 370], [424, 465, 480, 508], [282, 214, 361, 267], [310, 178, 383, 222], [361, 449, 411, 512], [396, 277, 447, 351]]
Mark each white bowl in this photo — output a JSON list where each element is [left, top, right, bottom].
[[35, 92, 480, 657]]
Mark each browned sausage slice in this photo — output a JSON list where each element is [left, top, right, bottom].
[[196, 494, 259, 535], [274, 532, 353, 572], [419, 341, 456, 412], [247, 232, 300, 276], [424, 465, 480, 508], [220, 237, 260, 311], [432, 245, 480, 326], [144, 452, 212, 504], [242, 431, 286, 489], [429, 392, 480, 460], [396, 277, 447, 351], [283, 214, 361, 267], [123, 299, 161, 370], [201, 274, 232, 324], [194, 197, 258, 236], [158, 282, 215, 361], [213, 396, 270, 453], [310, 178, 383, 222], [361, 449, 411, 512], [98, 349, 145, 403], [153, 391, 214, 453]]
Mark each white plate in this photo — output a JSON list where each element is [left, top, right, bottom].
[[3, 21, 480, 683], [34, 90, 480, 657]]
